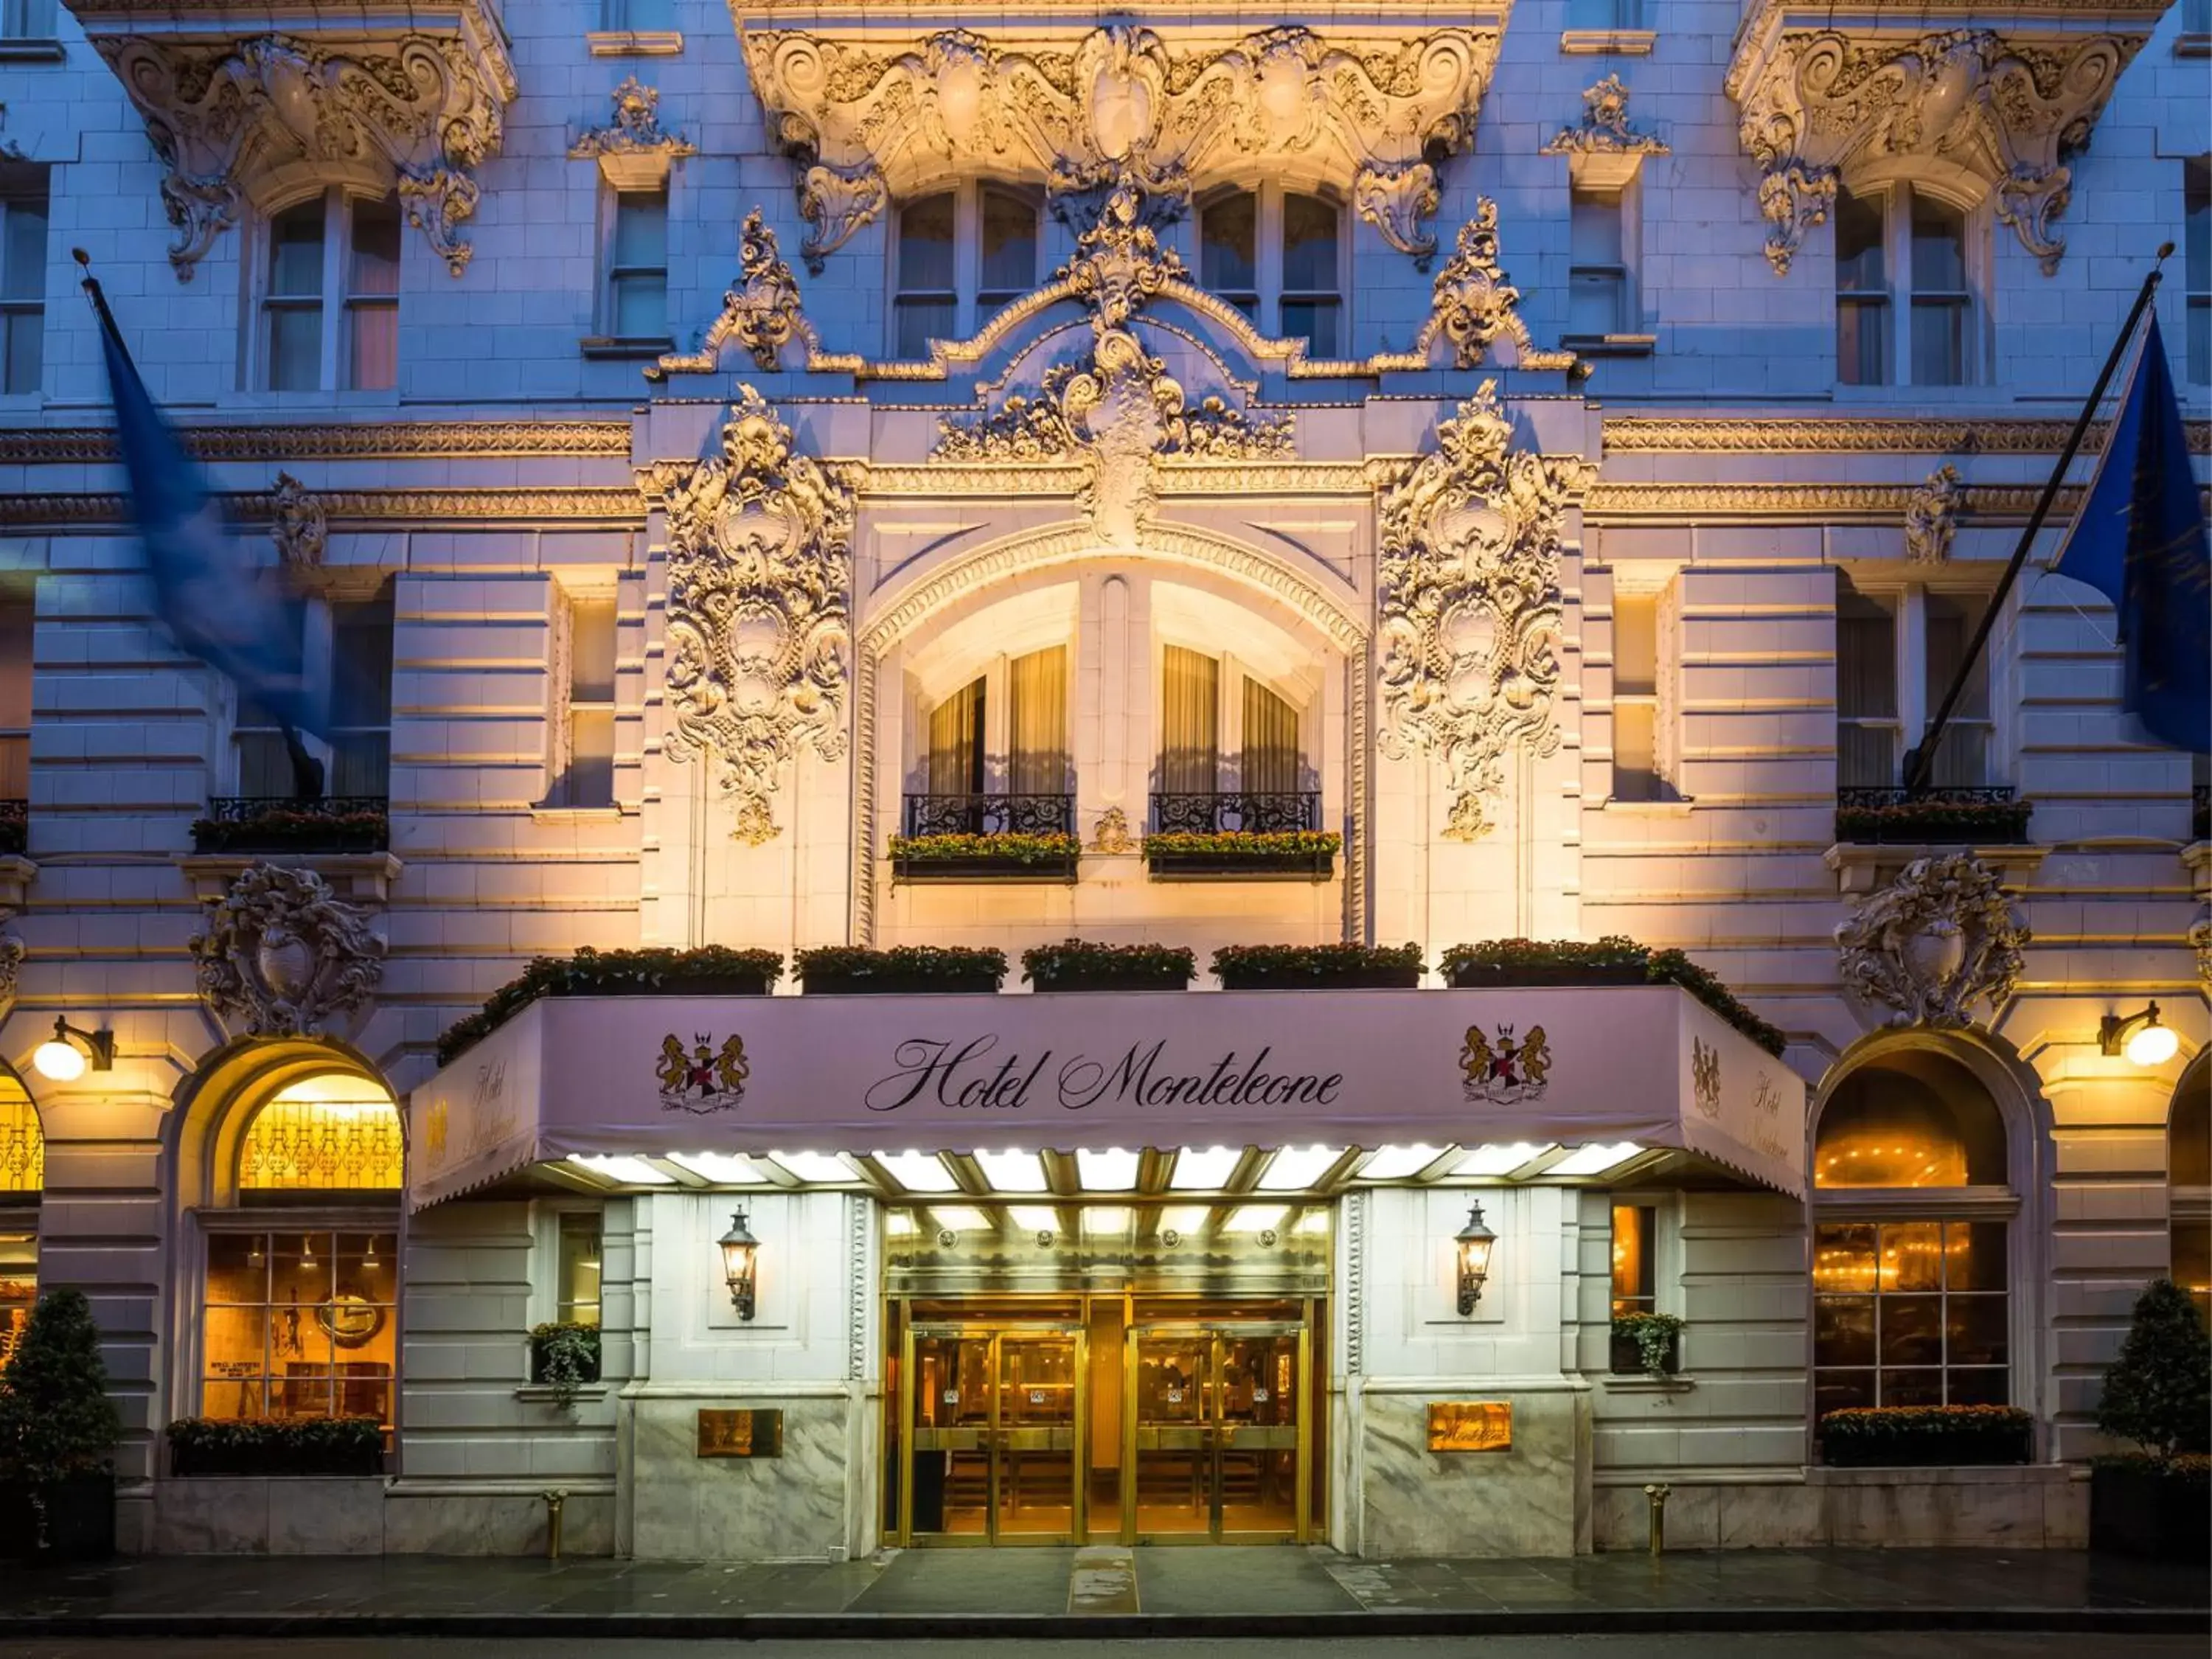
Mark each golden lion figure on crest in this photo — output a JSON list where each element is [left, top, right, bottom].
[[1460, 1023, 1551, 1099], [657, 1032, 749, 1104]]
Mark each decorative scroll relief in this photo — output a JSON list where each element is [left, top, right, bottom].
[[188, 863, 387, 1039], [932, 180, 1293, 546], [663, 388, 855, 845], [1540, 74, 1669, 189], [1905, 464, 1963, 564], [742, 24, 1501, 270], [270, 471, 325, 569], [94, 14, 518, 279], [569, 75, 695, 188], [1415, 200, 1579, 375], [651, 210, 853, 380], [1834, 852, 2029, 1029], [1725, 8, 2151, 276], [1374, 381, 1587, 842]]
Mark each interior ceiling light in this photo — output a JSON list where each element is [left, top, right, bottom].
[[1223, 1203, 1290, 1234], [1082, 1205, 1133, 1234], [1167, 1146, 1245, 1189], [666, 1152, 768, 1185], [766, 1150, 853, 1184], [1257, 1145, 1345, 1191], [567, 1154, 675, 1186], [1547, 1141, 1646, 1177], [1006, 1204, 1060, 1234], [1455, 1141, 1554, 1177], [1075, 1147, 1141, 1191], [973, 1148, 1049, 1193], [1358, 1144, 1448, 1181], [873, 1151, 959, 1192], [929, 1205, 989, 1234]]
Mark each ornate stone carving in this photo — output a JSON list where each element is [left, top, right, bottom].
[[0, 420, 631, 465], [189, 862, 387, 1038], [742, 24, 1500, 270], [662, 389, 855, 844], [1541, 74, 1670, 184], [1416, 201, 1579, 374], [1375, 381, 1578, 841], [2191, 915, 2211, 988], [0, 922, 23, 1011], [651, 210, 828, 379], [1090, 805, 1135, 855], [1725, 7, 2152, 276], [1905, 464, 1963, 564], [93, 15, 516, 279], [569, 75, 695, 186], [1604, 415, 2212, 456], [269, 472, 325, 569], [1834, 852, 2029, 1028]]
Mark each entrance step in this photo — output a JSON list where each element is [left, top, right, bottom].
[[1067, 1545, 1139, 1615]]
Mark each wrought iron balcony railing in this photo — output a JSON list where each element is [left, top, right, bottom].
[[1834, 785, 2031, 847], [0, 799, 24, 858], [192, 796, 392, 856], [892, 793, 1077, 882], [1150, 790, 1320, 837], [1146, 791, 1335, 878], [2195, 783, 2209, 844]]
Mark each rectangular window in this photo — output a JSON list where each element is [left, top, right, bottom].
[[1159, 645, 1221, 795], [557, 1214, 603, 1327], [1909, 193, 1969, 386], [1568, 187, 1628, 339], [0, 592, 28, 801], [1611, 592, 1665, 801], [1279, 193, 1341, 358], [928, 677, 986, 797], [1200, 195, 1259, 323], [2186, 158, 2210, 386], [554, 597, 617, 807], [329, 593, 393, 796], [1610, 1203, 1656, 1316], [602, 0, 672, 27], [1, 0, 57, 38], [1921, 592, 1990, 785], [201, 1231, 398, 1425], [1834, 189, 1891, 387], [894, 193, 956, 359], [1242, 678, 1300, 796], [346, 195, 401, 392], [608, 189, 668, 341], [1566, 0, 1642, 25], [977, 190, 1037, 319], [0, 173, 46, 397], [1836, 580, 1899, 786], [1812, 1219, 2008, 1430], [233, 599, 308, 796], [0, 1231, 33, 1374], [265, 200, 327, 392], [1007, 645, 1067, 796]]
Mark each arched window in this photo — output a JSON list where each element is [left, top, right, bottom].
[[201, 1073, 401, 1428], [889, 184, 1041, 356], [1156, 644, 1311, 815], [893, 192, 957, 358], [1811, 1050, 2014, 1439], [1197, 186, 1344, 354], [0, 1076, 39, 1374], [1834, 184, 1975, 388], [2171, 1055, 2210, 1326]]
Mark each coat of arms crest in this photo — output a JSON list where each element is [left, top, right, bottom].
[[1691, 1036, 1721, 1119], [656, 1032, 750, 1113], [1460, 1023, 1551, 1104]]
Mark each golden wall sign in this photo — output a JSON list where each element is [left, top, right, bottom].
[[696, 1408, 784, 1458], [1427, 1401, 1512, 1453]]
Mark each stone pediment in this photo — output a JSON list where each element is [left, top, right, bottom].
[[1723, 1, 2161, 275], [740, 19, 1505, 271], [64, 0, 518, 279]]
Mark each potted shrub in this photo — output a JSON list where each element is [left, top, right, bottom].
[[796, 945, 1008, 995], [1023, 939, 1195, 992], [2090, 1277, 2212, 1560], [529, 1322, 604, 1412], [189, 803, 391, 855], [1833, 795, 2034, 847], [1143, 828, 1341, 878], [1610, 1312, 1684, 1378], [0, 1287, 124, 1559], [1212, 942, 1423, 990], [1816, 1404, 2034, 1467], [437, 945, 784, 1065], [167, 1417, 384, 1478]]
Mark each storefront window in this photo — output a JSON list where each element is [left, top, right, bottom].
[[1610, 1203, 1655, 1315], [202, 1230, 397, 1424], [2171, 1058, 2210, 1326], [0, 1231, 32, 1372], [557, 1212, 602, 1326]]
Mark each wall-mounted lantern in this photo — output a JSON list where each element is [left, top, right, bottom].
[[1455, 1201, 1497, 1315], [2101, 1002, 2179, 1068], [719, 1209, 759, 1321], [33, 1016, 115, 1082]]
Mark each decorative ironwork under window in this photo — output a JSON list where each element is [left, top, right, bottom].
[[239, 1096, 403, 1192], [193, 796, 390, 855], [0, 1083, 39, 1193], [1147, 791, 1333, 878], [894, 793, 1077, 883], [1834, 785, 2028, 846], [0, 798, 24, 857]]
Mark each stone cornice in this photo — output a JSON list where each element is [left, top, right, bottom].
[[1585, 480, 2084, 522], [0, 419, 632, 465], [0, 487, 643, 528], [67, 1, 518, 280], [1603, 415, 2212, 455], [1724, 3, 2158, 275]]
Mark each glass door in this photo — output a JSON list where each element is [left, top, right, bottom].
[[1124, 1320, 1308, 1543], [900, 1322, 1085, 1545]]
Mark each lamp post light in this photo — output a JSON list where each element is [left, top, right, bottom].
[[719, 1209, 759, 1321], [1455, 1201, 1497, 1315], [32, 1016, 115, 1082], [2100, 1003, 2180, 1068]]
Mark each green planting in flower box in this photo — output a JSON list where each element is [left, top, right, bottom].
[[796, 945, 1009, 995], [435, 945, 784, 1065], [1211, 942, 1422, 989], [1023, 939, 1196, 992]]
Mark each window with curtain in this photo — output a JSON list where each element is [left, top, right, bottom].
[[1610, 1203, 1655, 1315], [1612, 592, 1666, 801], [1910, 194, 1969, 387], [1008, 646, 1067, 795], [345, 195, 401, 392], [1836, 580, 1899, 787], [234, 599, 310, 796], [895, 193, 957, 358], [928, 676, 986, 796], [1279, 192, 1340, 357], [1241, 678, 1299, 795], [1921, 593, 1989, 785], [978, 189, 1038, 320], [265, 199, 327, 392], [1159, 646, 1220, 794], [1200, 194, 1259, 322], [0, 170, 46, 397], [1834, 188, 1889, 388]]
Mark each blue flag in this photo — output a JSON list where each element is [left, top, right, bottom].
[[90, 286, 325, 742], [2053, 313, 2211, 754]]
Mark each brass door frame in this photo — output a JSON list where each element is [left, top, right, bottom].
[[897, 1319, 1087, 1547], [1121, 1318, 1311, 1545]]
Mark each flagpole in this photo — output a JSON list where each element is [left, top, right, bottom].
[[1901, 242, 2174, 796]]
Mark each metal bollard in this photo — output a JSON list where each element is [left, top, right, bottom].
[[543, 1487, 568, 1562], [1644, 1482, 1671, 1556]]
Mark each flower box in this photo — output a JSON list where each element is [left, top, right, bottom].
[[1023, 940, 1195, 992], [1439, 937, 1788, 1057], [165, 1416, 385, 1478], [889, 831, 1079, 883], [1211, 943, 1423, 990], [1610, 1314, 1683, 1377], [1816, 1405, 2033, 1468], [1833, 794, 2034, 847], [1144, 830, 1340, 880], [436, 946, 783, 1065], [1448, 962, 1649, 989], [796, 945, 1008, 995], [190, 801, 390, 855]]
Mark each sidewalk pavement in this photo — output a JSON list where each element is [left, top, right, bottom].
[[0, 1545, 2204, 1639]]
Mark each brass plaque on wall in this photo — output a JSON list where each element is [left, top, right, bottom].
[[697, 1408, 783, 1458], [1427, 1401, 1512, 1453]]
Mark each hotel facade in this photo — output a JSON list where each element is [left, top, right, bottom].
[[0, 0, 2206, 1559]]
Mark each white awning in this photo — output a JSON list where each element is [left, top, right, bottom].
[[406, 985, 1807, 1210]]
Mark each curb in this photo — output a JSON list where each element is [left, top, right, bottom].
[[1, 1607, 2205, 1639]]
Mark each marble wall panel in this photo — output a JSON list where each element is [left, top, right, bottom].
[[1357, 1388, 1592, 1558], [627, 1395, 851, 1561]]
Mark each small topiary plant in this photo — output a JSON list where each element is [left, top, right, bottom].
[[0, 1287, 123, 1489], [2094, 1277, 2211, 1461]]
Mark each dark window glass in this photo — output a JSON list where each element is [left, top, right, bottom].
[[895, 193, 957, 356], [1200, 193, 1258, 319], [978, 190, 1037, 307]]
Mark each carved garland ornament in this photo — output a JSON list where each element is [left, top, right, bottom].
[[1905, 464, 1963, 564], [1726, 16, 2146, 276], [1416, 200, 1579, 374], [188, 863, 387, 1038], [743, 24, 1499, 269], [663, 387, 855, 844], [1834, 852, 2030, 1029], [1375, 381, 1585, 841], [96, 16, 517, 279]]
